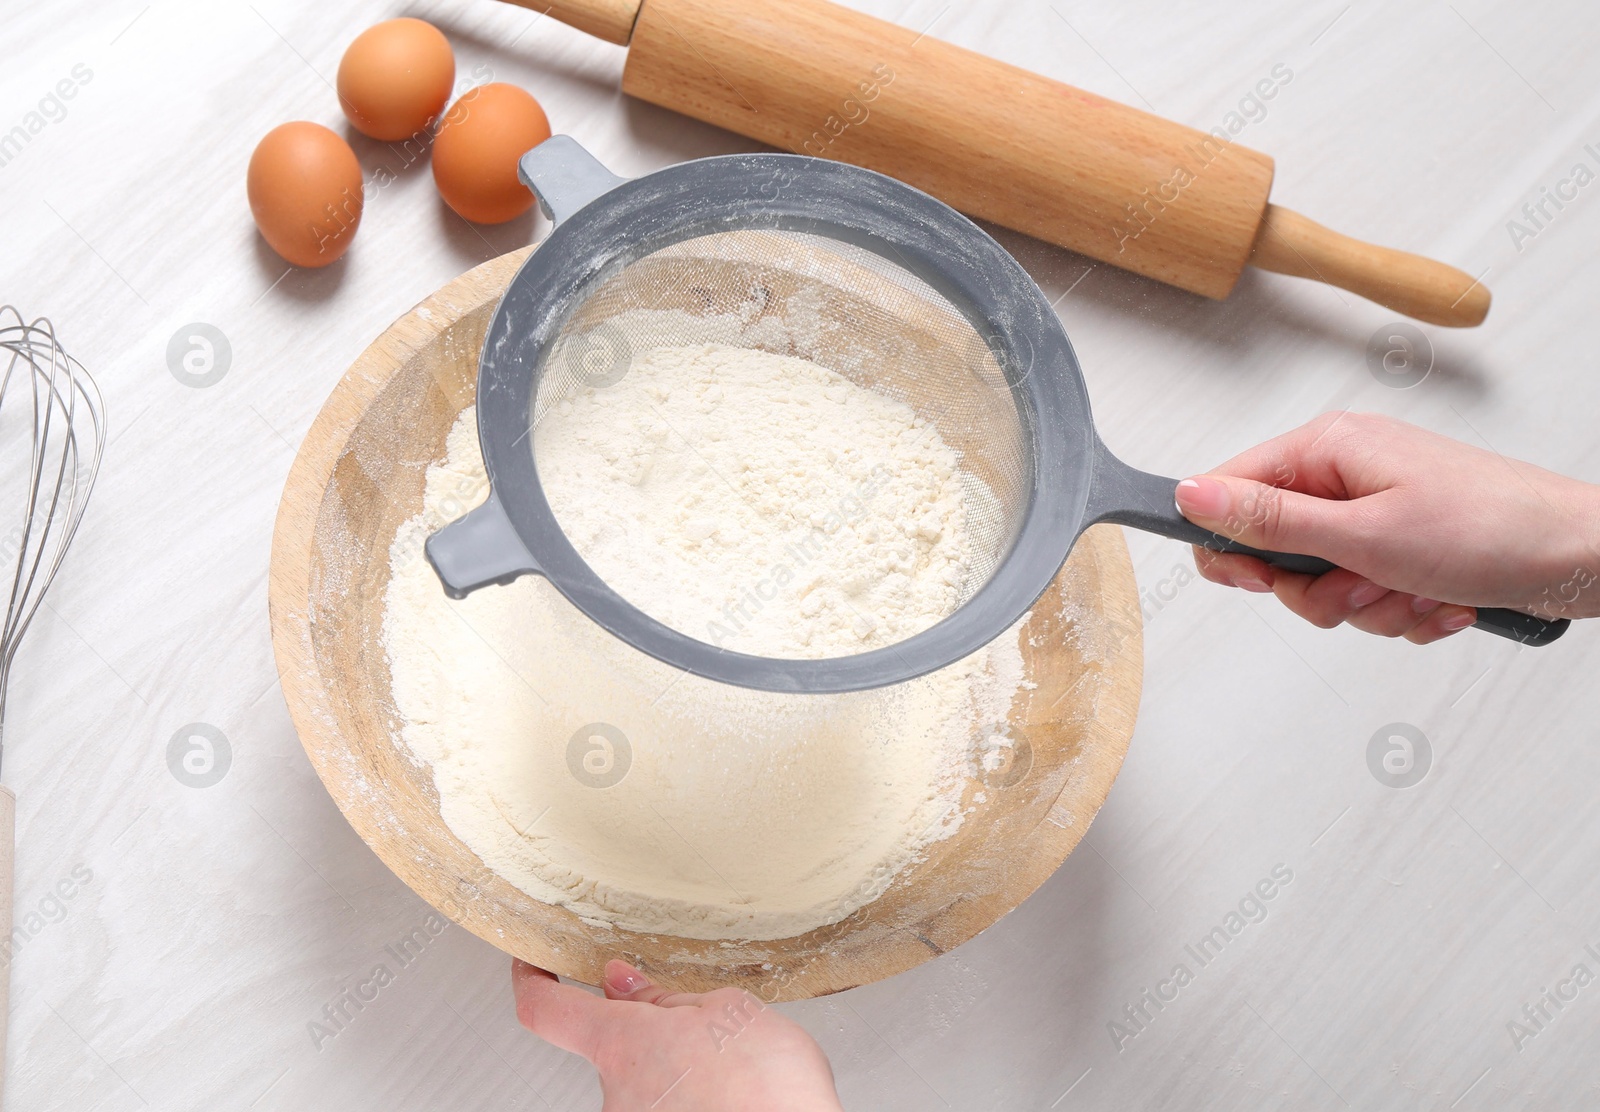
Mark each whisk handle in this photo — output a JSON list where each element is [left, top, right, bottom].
[[0, 783, 12, 1108], [1085, 449, 1570, 648]]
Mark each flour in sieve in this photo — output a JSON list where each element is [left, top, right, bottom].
[[536, 343, 973, 657], [383, 376, 1021, 939]]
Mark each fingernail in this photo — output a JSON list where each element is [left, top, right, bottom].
[[1234, 576, 1273, 593], [1440, 610, 1475, 631], [1348, 580, 1388, 609], [1175, 477, 1230, 521], [1410, 597, 1440, 614], [605, 962, 649, 995]]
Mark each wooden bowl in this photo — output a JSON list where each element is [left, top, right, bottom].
[[268, 246, 1143, 1000]]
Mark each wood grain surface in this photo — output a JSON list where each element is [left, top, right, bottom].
[[499, 0, 640, 44], [610, 0, 1491, 326], [1251, 204, 1492, 327], [268, 244, 1144, 1001], [622, 0, 1277, 300]]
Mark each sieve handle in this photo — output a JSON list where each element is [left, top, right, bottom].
[[426, 494, 543, 599], [518, 136, 628, 226], [1085, 451, 1570, 647]]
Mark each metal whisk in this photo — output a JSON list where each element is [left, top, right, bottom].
[[0, 309, 104, 767], [0, 307, 103, 1102]]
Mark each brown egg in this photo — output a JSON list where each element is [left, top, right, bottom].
[[432, 84, 552, 224], [247, 122, 364, 268], [337, 18, 455, 142]]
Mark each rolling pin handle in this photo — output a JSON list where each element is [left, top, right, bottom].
[[1085, 442, 1568, 646], [1249, 204, 1492, 328], [498, 0, 642, 46], [518, 137, 629, 226], [425, 493, 543, 599]]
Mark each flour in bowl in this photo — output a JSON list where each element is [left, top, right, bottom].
[[383, 347, 1021, 940]]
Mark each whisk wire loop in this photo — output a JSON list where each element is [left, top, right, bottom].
[[0, 308, 104, 762]]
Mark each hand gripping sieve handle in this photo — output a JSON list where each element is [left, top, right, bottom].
[[1085, 449, 1570, 647]]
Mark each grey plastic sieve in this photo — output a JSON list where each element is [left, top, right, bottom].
[[424, 136, 1567, 695]]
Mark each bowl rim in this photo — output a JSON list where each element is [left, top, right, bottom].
[[267, 244, 1145, 1000]]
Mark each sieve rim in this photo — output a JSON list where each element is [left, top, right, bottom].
[[469, 151, 1096, 693]]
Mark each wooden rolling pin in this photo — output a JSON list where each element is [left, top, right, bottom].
[[500, 0, 1490, 327]]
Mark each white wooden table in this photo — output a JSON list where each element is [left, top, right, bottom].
[[5, 1, 1599, 1108]]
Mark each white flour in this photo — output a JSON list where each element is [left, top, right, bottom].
[[537, 343, 973, 657], [383, 349, 1022, 941]]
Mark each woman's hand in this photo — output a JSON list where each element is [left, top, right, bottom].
[[513, 959, 845, 1112], [1174, 411, 1600, 642]]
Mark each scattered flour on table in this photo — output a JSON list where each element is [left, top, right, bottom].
[[383, 346, 1023, 941]]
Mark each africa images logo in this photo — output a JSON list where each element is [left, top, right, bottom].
[[1505, 143, 1600, 253], [1106, 864, 1294, 1051], [0, 64, 93, 171], [1111, 64, 1293, 255]]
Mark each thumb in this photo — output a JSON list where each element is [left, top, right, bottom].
[[603, 959, 704, 1008], [513, 958, 612, 1059], [1176, 474, 1355, 560]]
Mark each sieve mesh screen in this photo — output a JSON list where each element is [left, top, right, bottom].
[[531, 228, 1032, 612]]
